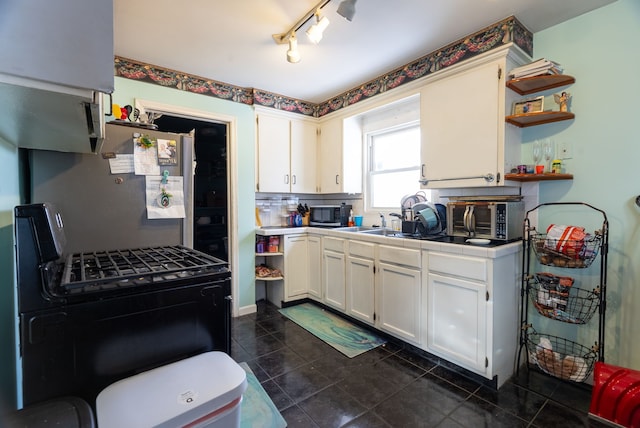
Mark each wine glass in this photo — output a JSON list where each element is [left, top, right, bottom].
[[543, 139, 554, 172], [532, 140, 542, 167]]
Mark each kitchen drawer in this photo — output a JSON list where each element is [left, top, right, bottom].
[[347, 240, 375, 259], [428, 252, 487, 282], [323, 237, 345, 253], [378, 245, 420, 269]]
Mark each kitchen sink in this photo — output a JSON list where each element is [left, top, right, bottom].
[[334, 226, 377, 232], [357, 228, 402, 237], [335, 226, 403, 237]]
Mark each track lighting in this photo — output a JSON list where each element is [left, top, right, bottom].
[[337, 0, 357, 21], [306, 13, 330, 44], [273, 0, 354, 63], [286, 34, 300, 63]]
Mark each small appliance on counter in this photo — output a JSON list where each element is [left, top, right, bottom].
[[446, 196, 524, 240], [309, 203, 352, 227]]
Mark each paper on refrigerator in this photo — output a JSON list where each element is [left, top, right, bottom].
[[145, 176, 186, 219], [134, 141, 161, 176]]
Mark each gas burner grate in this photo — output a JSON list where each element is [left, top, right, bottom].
[[60, 245, 228, 294]]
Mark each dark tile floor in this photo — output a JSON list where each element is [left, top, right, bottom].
[[231, 301, 608, 428]]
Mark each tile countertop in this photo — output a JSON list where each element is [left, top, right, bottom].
[[256, 226, 522, 259]]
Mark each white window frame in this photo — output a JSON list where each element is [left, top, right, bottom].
[[365, 121, 423, 211]]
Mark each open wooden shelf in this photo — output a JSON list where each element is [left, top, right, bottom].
[[506, 74, 575, 95], [255, 276, 283, 281], [505, 173, 573, 182], [505, 111, 575, 128]]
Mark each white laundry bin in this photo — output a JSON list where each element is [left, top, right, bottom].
[[96, 351, 247, 428]]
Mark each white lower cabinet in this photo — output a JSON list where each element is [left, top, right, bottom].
[[258, 230, 519, 387], [323, 237, 346, 310], [425, 250, 519, 387], [427, 271, 487, 374], [307, 234, 322, 301], [377, 245, 422, 346], [284, 235, 309, 300], [346, 241, 376, 325]]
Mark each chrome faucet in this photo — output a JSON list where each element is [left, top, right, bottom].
[[379, 212, 387, 228]]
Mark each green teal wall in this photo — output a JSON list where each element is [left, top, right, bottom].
[[524, 0, 640, 369], [112, 77, 257, 310], [0, 138, 19, 410]]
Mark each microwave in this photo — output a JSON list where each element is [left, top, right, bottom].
[[309, 204, 351, 227], [446, 201, 524, 240]]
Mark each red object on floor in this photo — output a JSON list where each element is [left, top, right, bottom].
[[590, 361, 640, 427]]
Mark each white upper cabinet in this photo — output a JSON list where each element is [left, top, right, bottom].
[[257, 113, 291, 193], [290, 120, 318, 193], [420, 46, 527, 188], [318, 116, 362, 194], [256, 110, 317, 193], [318, 118, 344, 193]]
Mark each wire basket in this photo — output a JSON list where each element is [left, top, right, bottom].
[[527, 330, 598, 382], [529, 274, 600, 324], [531, 231, 602, 268]]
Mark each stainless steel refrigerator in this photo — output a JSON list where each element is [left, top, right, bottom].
[[29, 122, 194, 253]]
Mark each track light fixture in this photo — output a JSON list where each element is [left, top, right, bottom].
[[337, 0, 357, 21], [273, 0, 354, 63], [286, 33, 301, 63], [306, 12, 330, 44]]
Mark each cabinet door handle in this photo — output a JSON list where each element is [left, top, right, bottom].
[[421, 164, 425, 178], [292, 174, 297, 184], [335, 174, 340, 185], [419, 173, 495, 185], [285, 174, 289, 184]]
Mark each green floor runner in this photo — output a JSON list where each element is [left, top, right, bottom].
[[279, 303, 386, 358]]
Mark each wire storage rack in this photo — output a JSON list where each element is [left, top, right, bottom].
[[517, 202, 608, 384]]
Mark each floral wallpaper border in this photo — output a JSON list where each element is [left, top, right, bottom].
[[114, 16, 532, 118]]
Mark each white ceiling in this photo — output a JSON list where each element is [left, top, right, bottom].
[[114, 0, 614, 104]]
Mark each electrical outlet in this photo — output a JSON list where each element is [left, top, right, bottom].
[[557, 140, 572, 159]]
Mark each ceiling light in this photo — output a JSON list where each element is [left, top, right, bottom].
[[286, 34, 301, 63], [337, 0, 357, 21], [273, 0, 354, 63], [306, 13, 330, 44]]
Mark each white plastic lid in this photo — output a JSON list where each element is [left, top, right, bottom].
[[96, 351, 247, 428]]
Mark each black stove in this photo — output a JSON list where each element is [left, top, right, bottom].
[[60, 245, 229, 295], [14, 203, 232, 408]]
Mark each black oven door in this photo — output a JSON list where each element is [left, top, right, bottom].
[[20, 278, 230, 407]]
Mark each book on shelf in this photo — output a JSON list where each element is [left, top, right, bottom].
[[508, 58, 564, 79]]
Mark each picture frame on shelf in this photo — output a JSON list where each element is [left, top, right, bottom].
[[512, 96, 544, 115]]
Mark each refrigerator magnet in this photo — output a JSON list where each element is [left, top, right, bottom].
[[157, 187, 172, 208]]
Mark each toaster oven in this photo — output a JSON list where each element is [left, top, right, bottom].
[[446, 201, 524, 240]]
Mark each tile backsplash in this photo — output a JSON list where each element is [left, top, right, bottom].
[[255, 193, 362, 227]]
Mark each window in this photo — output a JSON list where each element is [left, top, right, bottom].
[[367, 123, 427, 209]]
